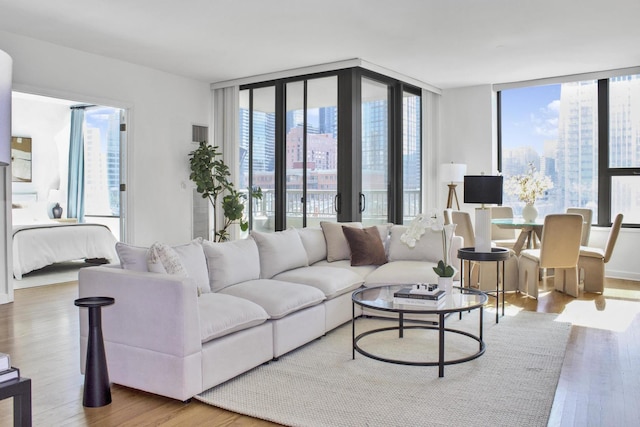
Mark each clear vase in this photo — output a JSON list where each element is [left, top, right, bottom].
[[522, 203, 538, 222]]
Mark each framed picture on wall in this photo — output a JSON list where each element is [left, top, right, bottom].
[[11, 136, 32, 182]]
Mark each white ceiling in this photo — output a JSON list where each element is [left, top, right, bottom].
[[0, 0, 639, 89]]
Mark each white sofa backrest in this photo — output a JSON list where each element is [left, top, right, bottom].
[[250, 229, 309, 279], [296, 226, 327, 264], [388, 225, 461, 264], [202, 239, 261, 292]]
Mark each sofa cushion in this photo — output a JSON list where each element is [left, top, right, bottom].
[[311, 259, 378, 280], [148, 242, 188, 275], [388, 225, 443, 262], [198, 293, 269, 343], [364, 260, 440, 287], [147, 239, 210, 294], [219, 279, 325, 319], [273, 266, 364, 299], [296, 227, 327, 265], [321, 221, 362, 262], [115, 242, 149, 272], [250, 229, 309, 279], [116, 240, 211, 294], [342, 226, 388, 266], [202, 239, 261, 292]]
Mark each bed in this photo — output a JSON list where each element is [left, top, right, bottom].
[[11, 200, 119, 279]]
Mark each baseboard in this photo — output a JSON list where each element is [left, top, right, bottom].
[[606, 270, 640, 282]]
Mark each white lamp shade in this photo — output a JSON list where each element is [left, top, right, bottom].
[[0, 49, 11, 166], [440, 163, 467, 183]]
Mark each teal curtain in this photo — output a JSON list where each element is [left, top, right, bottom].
[[67, 106, 85, 222]]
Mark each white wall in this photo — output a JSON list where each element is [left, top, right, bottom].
[[0, 30, 211, 246], [441, 85, 639, 281], [11, 95, 71, 209]]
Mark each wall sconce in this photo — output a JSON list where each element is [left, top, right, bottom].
[[464, 174, 503, 252], [440, 162, 467, 210], [0, 49, 11, 166]]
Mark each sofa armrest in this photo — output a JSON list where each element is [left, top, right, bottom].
[[78, 266, 201, 357]]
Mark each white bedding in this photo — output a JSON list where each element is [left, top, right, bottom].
[[12, 222, 119, 279]]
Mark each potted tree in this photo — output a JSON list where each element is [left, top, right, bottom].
[[189, 141, 262, 242]]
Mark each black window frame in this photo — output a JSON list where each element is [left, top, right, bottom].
[[498, 77, 639, 228], [240, 67, 422, 231]]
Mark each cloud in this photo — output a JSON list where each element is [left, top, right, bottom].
[[530, 99, 560, 139]]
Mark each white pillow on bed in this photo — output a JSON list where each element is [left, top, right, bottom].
[[12, 202, 54, 225]]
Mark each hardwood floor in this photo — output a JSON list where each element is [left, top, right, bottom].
[[0, 276, 638, 426]]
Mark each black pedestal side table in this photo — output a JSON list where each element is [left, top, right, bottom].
[[458, 247, 511, 323], [0, 377, 32, 426], [74, 296, 115, 407]]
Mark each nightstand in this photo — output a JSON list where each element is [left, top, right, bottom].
[[52, 218, 78, 223]]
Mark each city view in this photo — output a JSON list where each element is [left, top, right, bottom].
[[239, 80, 421, 229], [501, 75, 640, 223]]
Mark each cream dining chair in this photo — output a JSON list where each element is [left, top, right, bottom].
[[566, 207, 593, 246], [519, 213, 583, 298], [445, 210, 518, 292], [578, 213, 623, 294], [490, 206, 518, 250]]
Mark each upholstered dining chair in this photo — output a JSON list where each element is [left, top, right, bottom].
[[519, 214, 583, 298], [566, 207, 593, 246], [446, 210, 518, 292], [490, 206, 518, 250], [578, 213, 623, 294]]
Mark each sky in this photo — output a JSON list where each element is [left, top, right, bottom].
[[501, 84, 561, 153]]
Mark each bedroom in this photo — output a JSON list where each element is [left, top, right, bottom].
[[10, 91, 122, 287]]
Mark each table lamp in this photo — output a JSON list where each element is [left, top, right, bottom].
[[440, 162, 467, 210], [0, 49, 11, 166], [464, 174, 503, 252]]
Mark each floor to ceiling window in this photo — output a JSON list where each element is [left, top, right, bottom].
[[286, 76, 339, 228], [361, 77, 389, 226], [499, 72, 640, 226], [239, 67, 423, 231]]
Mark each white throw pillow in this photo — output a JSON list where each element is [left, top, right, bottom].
[[250, 229, 309, 279], [147, 239, 211, 294], [387, 225, 443, 262], [296, 226, 327, 265], [320, 221, 362, 262], [202, 238, 261, 292], [115, 242, 149, 272], [148, 242, 189, 276]]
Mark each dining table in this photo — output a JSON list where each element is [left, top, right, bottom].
[[491, 218, 545, 255]]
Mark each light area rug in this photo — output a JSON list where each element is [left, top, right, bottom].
[[196, 311, 571, 427]]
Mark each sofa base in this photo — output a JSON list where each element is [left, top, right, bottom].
[[202, 322, 273, 391], [272, 304, 325, 358], [324, 292, 361, 332]]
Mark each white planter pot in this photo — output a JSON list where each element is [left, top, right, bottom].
[[438, 276, 454, 294]]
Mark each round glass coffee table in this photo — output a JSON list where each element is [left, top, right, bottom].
[[351, 285, 487, 377]]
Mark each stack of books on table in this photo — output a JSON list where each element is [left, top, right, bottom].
[[393, 285, 446, 307], [0, 352, 20, 384]]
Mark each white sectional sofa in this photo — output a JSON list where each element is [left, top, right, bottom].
[[78, 222, 462, 401]]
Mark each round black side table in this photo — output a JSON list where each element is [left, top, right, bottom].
[[458, 247, 511, 324], [74, 296, 115, 407]]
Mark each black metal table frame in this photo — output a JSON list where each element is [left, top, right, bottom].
[[458, 247, 511, 324], [352, 287, 486, 377], [0, 377, 31, 426]]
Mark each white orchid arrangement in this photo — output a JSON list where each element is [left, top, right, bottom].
[[401, 210, 457, 277], [505, 162, 553, 205]]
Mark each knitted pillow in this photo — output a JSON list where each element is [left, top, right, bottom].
[[148, 242, 189, 276]]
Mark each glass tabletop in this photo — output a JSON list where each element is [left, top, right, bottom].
[[491, 218, 544, 227], [352, 284, 487, 314]]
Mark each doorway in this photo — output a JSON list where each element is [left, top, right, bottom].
[[11, 92, 126, 240]]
